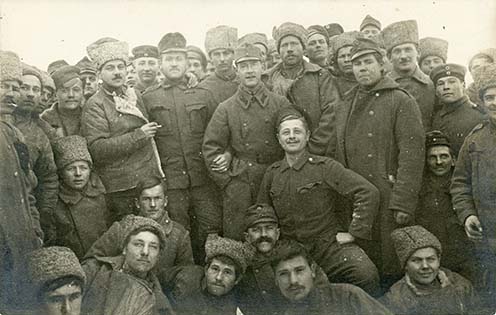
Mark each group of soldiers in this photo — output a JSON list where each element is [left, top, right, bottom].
[[1, 13, 496, 315]]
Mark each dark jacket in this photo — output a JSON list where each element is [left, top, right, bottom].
[[432, 95, 486, 155], [283, 282, 393, 315], [334, 76, 425, 275], [142, 78, 218, 189], [202, 83, 290, 190], [381, 269, 475, 315], [51, 172, 108, 258], [389, 66, 435, 131], [40, 102, 82, 137], [257, 150, 380, 242], [197, 70, 239, 106], [451, 121, 496, 252], [81, 87, 160, 193], [82, 255, 176, 315], [262, 60, 341, 156]]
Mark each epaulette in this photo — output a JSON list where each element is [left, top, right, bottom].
[[268, 160, 282, 169], [142, 83, 161, 95]]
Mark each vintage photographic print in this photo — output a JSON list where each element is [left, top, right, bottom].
[[1, 0, 496, 314]]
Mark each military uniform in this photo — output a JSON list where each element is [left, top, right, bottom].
[[40, 102, 82, 137], [258, 150, 380, 295]]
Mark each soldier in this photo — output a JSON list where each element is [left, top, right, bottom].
[[330, 31, 360, 98], [272, 240, 393, 315], [451, 63, 496, 310], [50, 135, 108, 258], [334, 37, 425, 287], [466, 48, 496, 106], [174, 235, 253, 315], [382, 226, 476, 315], [81, 37, 161, 224], [430, 63, 486, 155], [27, 246, 85, 315], [258, 107, 381, 296], [41, 65, 84, 137], [418, 37, 448, 75], [132, 45, 160, 94], [323, 22, 344, 39], [203, 44, 290, 240], [38, 71, 56, 114], [359, 14, 381, 39], [305, 25, 330, 69], [264, 22, 340, 156], [142, 32, 221, 263], [76, 56, 98, 101], [238, 33, 269, 68], [198, 25, 239, 105], [47, 59, 69, 76], [266, 39, 281, 69], [85, 176, 194, 293], [382, 20, 435, 131], [186, 45, 208, 81], [81, 217, 175, 314]]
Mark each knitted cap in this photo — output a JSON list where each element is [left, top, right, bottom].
[[47, 60, 69, 76], [205, 235, 254, 273], [244, 203, 278, 231], [381, 20, 419, 52], [52, 135, 92, 170], [187, 45, 208, 69], [273, 22, 308, 52], [419, 37, 448, 64], [27, 246, 86, 294], [360, 14, 381, 31], [205, 25, 238, 55], [75, 56, 97, 75], [52, 65, 81, 90], [158, 33, 187, 54], [391, 225, 442, 268], [238, 33, 269, 51], [473, 63, 496, 100], [120, 215, 166, 250], [429, 63, 466, 84], [0, 51, 22, 83], [425, 130, 451, 149], [87, 37, 129, 69]]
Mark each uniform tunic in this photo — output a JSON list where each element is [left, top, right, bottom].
[[198, 70, 239, 106], [40, 102, 82, 137]]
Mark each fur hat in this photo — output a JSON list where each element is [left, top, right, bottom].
[[87, 37, 129, 69], [0, 51, 22, 83], [391, 225, 442, 268], [205, 25, 238, 55], [381, 20, 419, 52], [27, 246, 86, 294], [468, 48, 496, 72], [120, 215, 166, 250], [273, 22, 308, 52], [52, 135, 92, 170], [473, 63, 496, 101], [205, 235, 254, 273], [332, 31, 361, 56], [360, 15, 381, 31], [419, 37, 448, 64]]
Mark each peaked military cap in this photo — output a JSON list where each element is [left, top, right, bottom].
[[324, 23, 344, 38], [234, 44, 263, 64], [76, 56, 97, 75], [186, 45, 208, 68], [307, 25, 329, 45], [350, 36, 383, 61], [360, 14, 381, 31], [430, 63, 466, 84], [132, 45, 159, 59], [425, 130, 451, 149], [244, 203, 278, 231], [158, 33, 187, 54], [52, 65, 81, 90], [22, 63, 43, 86]]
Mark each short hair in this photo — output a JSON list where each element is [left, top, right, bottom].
[[123, 226, 164, 250], [39, 276, 83, 303], [206, 254, 242, 280], [135, 176, 166, 199], [270, 239, 314, 270]]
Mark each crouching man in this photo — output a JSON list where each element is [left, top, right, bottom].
[[381, 225, 476, 315], [272, 240, 393, 315], [81, 216, 176, 315]]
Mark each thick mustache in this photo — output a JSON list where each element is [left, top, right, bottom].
[[113, 75, 123, 79], [255, 236, 274, 245], [288, 284, 305, 291]]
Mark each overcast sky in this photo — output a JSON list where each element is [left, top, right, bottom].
[[1, 0, 495, 80]]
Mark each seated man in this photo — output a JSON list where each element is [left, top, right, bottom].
[[84, 176, 194, 292], [381, 225, 476, 315], [174, 235, 253, 315], [237, 203, 329, 315], [27, 246, 86, 315], [50, 135, 108, 258], [81, 216, 175, 315], [271, 239, 393, 315]]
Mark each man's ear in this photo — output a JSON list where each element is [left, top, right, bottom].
[[135, 198, 140, 210], [310, 262, 317, 278], [244, 231, 250, 243], [163, 195, 169, 208]]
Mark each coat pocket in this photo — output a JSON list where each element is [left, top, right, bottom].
[[296, 181, 323, 194], [185, 103, 207, 134], [150, 105, 173, 135]]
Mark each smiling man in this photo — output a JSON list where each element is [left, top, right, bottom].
[[430, 63, 486, 155], [382, 226, 475, 315]]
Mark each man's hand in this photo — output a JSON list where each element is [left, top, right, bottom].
[[186, 72, 199, 88], [464, 215, 483, 241], [211, 152, 232, 173], [140, 122, 161, 138], [336, 232, 355, 245], [394, 210, 411, 225]]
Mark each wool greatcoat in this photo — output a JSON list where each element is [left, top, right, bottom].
[[334, 75, 425, 279]]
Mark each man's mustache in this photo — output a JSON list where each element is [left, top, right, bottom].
[[255, 236, 274, 245]]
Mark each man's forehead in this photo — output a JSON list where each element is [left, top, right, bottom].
[[130, 230, 160, 243], [437, 75, 462, 83], [276, 256, 309, 271], [279, 118, 305, 129], [210, 257, 236, 270], [140, 184, 165, 197], [61, 77, 83, 89], [308, 33, 326, 42], [428, 145, 451, 155], [410, 247, 438, 258], [134, 56, 158, 63], [22, 74, 41, 86], [48, 283, 82, 296]]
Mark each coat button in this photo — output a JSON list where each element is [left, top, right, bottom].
[[248, 163, 253, 167], [367, 154, 373, 158], [367, 132, 373, 137], [368, 174, 373, 178], [243, 122, 247, 126], [14, 171, 18, 177], [264, 140, 269, 145], [375, 93, 380, 97], [255, 269, 259, 273], [369, 110, 374, 116], [262, 290, 267, 294], [182, 171, 187, 175], [245, 143, 249, 146]]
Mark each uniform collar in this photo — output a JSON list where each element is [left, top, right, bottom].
[[215, 68, 237, 82], [390, 65, 430, 85], [161, 77, 188, 89], [280, 150, 311, 172], [438, 95, 470, 117], [237, 83, 269, 109], [59, 172, 106, 205], [102, 85, 126, 98], [362, 75, 400, 93], [156, 211, 174, 235]]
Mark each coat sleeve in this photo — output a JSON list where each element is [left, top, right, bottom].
[[82, 221, 124, 260], [256, 166, 276, 206], [345, 285, 394, 315], [81, 98, 149, 163], [324, 159, 380, 240], [388, 95, 425, 215], [450, 136, 478, 223], [308, 71, 340, 156], [202, 102, 232, 189], [175, 230, 194, 266]]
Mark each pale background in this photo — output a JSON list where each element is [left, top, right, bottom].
[[1, 0, 495, 81]]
